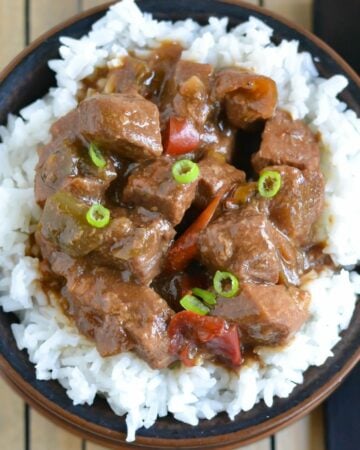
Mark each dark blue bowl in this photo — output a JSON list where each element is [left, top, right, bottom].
[[0, 1, 359, 448]]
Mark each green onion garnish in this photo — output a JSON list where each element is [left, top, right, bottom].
[[258, 170, 281, 198], [192, 287, 217, 306], [89, 142, 107, 169], [86, 204, 110, 228], [213, 271, 239, 298], [172, 159, 200, 184], [180, 294, 210, 315]]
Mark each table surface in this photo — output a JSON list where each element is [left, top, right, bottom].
[[0, 1, 326, 449]]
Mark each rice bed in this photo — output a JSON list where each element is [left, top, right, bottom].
[[0, 0, 359, 441]]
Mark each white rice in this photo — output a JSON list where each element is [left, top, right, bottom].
[[0, 0, 359, 441]]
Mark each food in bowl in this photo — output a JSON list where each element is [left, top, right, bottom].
[[0, 0, 359, 441]]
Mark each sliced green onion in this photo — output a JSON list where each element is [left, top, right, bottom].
[[86, 204, 110, 228], [172, 159, 200, 184], [89, 142, 107, 169], [192, 287, 217, 306], [258, 170, 281, 198], [180, 294, 210, 315], [213, 271, 239, 298]]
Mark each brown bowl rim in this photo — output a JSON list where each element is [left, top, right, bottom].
[[0, 0, 359, 448]]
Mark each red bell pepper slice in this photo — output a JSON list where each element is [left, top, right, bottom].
[[163, 117, 200, 155], [168, 311, 242, 367], [165, 192, 222, 272]]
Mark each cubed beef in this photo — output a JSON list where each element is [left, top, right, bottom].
[[62, 263, 174, 368], [159, 60, 213, 129], [39, 192, 109, 256], [172, 60, 213, 127], [103, 56, 152, 96], [265, 165, 324, 246], [35, 139, 117, 206], [39, 193, 175, 284], [198, 208, 303, 285], [122, 157, 198, 225], [211, 283, 310, 346], [93, 207, 175, 284], [252, 110, 320, 172], [195, 155, 245, 208], [78, 93, 163, 160], [202, 123, 236, 163], [215, 68, 277, 129], [50, 109, 80, 142]]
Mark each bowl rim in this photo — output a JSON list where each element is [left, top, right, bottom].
[[0, 0, 359, 448]]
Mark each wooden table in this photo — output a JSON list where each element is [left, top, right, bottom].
[[0, 1, 326, 449]]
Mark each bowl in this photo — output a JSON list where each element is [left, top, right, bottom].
[[0, 1, 359, 448]]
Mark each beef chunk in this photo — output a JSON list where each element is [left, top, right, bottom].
[[158, 59, 213, 128], [211, 283, 310, 346], [198, 209, 303, 285], [215, 69, 277, 129], [39, 193, 175, 284], [35, 139, 117, 206], [195, 155, 245, 208], [50, 109, 79, 142], [78, 93, 163, 160], [39, 192, 109, 256], [123, 157, 198, 225], [62, 263, 174, 368], [203, 125, 236, 163], [171, 60, 213, 127], [104, 56, 152, 96], [265, 165, 324, 246], [174, 60, 213, 87], [252, 110, 320, 172], [93, 207, 175, 284]]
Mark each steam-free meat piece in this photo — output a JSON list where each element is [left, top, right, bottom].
[[38, 191, 109, 256], [123, 158, 198, 225], [215, 69, 277, 129], [195, 155, 245, 208], [198, 209, 303, 285], [252, 110, 320, 172], [104, 56, 152, 96], [93, 207, 175, 284], [202, 125, 236, 162], [171, 60, 213, 127], [35, 139, 117, 206], [265, 165, 324, 246], [50, 109, 79, 142], [78, 93, 163, 160], [211, 283, 310, 346], [39, 193, 175, 284], [159, 59, 213, 129], [62, 263, 174, 368], [174, 60, 213, 87]]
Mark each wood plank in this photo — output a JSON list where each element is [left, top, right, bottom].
[[86, 442, 104, 450], [241, 0, 261, 5], [81, 0, 107, 9], [263, 0, 313, 30], [30, 409, 83, 450], [0, 0, 25, 68], [86, 436, 271, 450], [276, 407, 325, 450], [239, 437, 271, 450], [29, 0, 80, 41], [0, 377, 25, 449]]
